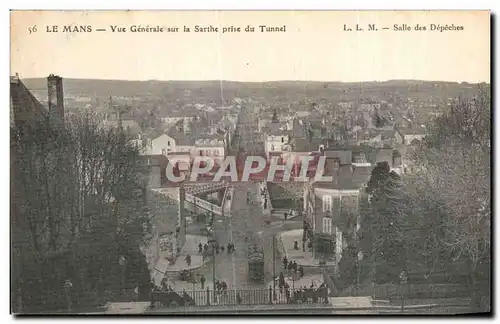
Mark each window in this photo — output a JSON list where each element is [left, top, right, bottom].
[[214, 150, 219, 156], [281, 137, 284, 143], [161, 149, 166, 155], [333, 196, 341, 213], [322, 217, 332, 234], [323, 195, 332, 212], [168, 140, 171, 146]]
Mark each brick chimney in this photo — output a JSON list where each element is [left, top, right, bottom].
[[47, 74, 64, 122]]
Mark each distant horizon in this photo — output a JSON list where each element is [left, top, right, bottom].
[[16, 75, 490, 85], [11, 11, 489, 85]]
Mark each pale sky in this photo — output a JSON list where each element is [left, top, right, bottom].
[[10, 10, 490, 82]]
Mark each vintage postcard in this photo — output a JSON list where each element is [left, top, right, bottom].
[[10, 10, 491, 315]]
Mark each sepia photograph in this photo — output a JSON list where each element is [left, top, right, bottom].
[[9, 10, 491, 315]]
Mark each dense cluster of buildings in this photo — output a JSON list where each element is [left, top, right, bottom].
[[10, 75, 214, 286], [255, 100, 428, 269], [11, 73, 431, 282]]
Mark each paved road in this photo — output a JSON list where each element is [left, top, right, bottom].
[[185, 105, 268, 291], [214, 105, 280, 289], [180, 105, 302, 292]]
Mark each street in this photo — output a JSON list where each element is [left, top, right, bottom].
[[181, 105, 276, 291], [177, 105, 304, 293]]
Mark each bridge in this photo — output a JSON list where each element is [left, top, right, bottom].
[[153, 182, 232, 217]]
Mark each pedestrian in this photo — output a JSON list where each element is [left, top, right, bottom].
[[279, 272, 285, 288], [294, 241, 299, 250], [293, 261, 298, 272], [284, 212, 288, 221], [161, 278, 168, 291], [185, 253, 191, 266], [221, 245, 225, 253], [236, 292, 242, 305], [299, 265, 304, 278], [204, 243, 208, 254], [198, 243, 203, 253], [200, 275, 206, 289], [288, 260, 294, 272], [283, 257, 288, 270]]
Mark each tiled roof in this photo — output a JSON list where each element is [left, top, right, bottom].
[[375, 148, 394, 165], [158, 110, 198, 119], [104, 120, 143, 138], [10, 78, 49, 127], [323, 149, 352, 165], [291, 123, 307, 138], [267, 122, 285, 135], [290, 138, 316, 152], [166, 129, 195, 146], [313, 164, 372, 190], [400, 125, 427, 136], [147, 129, 168, 142], [380, 129, 396, 140]]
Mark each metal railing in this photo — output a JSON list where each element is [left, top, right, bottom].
[[150, 286, 329, 308], [185, 194, 222, 215]]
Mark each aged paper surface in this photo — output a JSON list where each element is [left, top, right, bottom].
[[10, 10, 490, 315]]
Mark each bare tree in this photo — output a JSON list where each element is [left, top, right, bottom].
[[12, 111, 148, 311], [65, 113, 147, 236], [409, 87, 491, 305]]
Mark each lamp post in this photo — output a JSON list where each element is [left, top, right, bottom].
[[357, 251, 364, 297], [399, 270, 408, 313], [211, 204, 216, 301], [64, 279, 73, 313], [119, 256, 126, 297], [272, 236, 277, 301]]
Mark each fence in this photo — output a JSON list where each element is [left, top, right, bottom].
[[151, 286, 329, 308], [339, 283, 472, 300]]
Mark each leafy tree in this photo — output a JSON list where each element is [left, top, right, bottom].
[[337, 245, 358, 290], [364, 161, 408, 283]]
